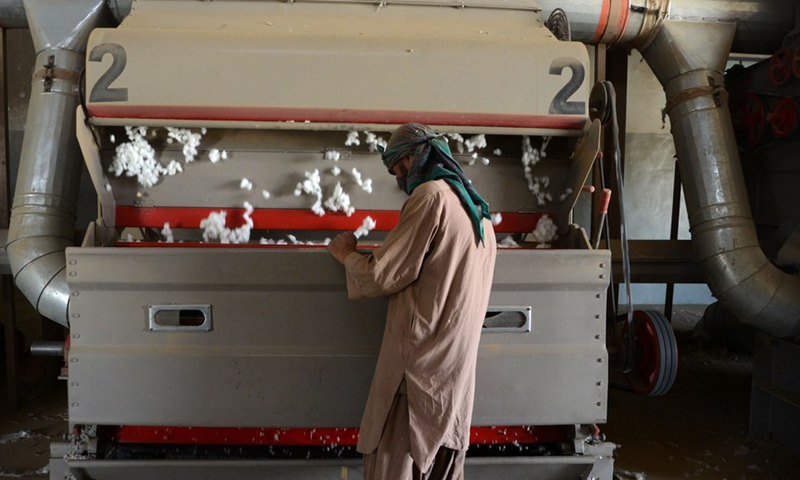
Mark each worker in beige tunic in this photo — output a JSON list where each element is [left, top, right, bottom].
[[329, 123, 497, 479]]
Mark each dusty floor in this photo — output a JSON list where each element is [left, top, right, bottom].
[[1, 306, 799, 479]]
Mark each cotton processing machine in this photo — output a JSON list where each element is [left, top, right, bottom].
[[13, 0, 615, 478]]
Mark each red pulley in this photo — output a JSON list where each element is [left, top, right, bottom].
[[732, 92, 767, 151], [769, 97, 799, 138], [622, 310, 678, 397], [768, 48, 793, 86]]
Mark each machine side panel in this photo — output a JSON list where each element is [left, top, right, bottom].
[[67, 247, 609, 427]]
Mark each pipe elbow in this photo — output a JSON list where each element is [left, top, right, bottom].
[[6, 203, 74, 327]]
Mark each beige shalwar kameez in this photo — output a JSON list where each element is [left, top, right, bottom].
[[344, 179, 497, 476]]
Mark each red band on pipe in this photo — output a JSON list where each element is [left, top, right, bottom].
[[613, 0, 631, 44], [591, 0, 613, 44]]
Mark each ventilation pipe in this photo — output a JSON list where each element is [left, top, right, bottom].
[[638, 20, 800, 337], [4, 0, 106, 327], [540, 0, 800, 337]]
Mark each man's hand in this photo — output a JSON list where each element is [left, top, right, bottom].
[[328, 231, 358, 265]]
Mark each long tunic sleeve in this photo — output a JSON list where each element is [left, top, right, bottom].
[[345, 180, 497, 473]]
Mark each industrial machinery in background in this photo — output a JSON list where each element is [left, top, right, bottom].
[[1, 0, 798, 479], [725, 26, 800, 456]]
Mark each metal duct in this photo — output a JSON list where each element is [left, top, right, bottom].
[[4, 0, 106, 327], [538, 0, 792, 55], [637, 21, 800, 338], [543, 0, 800, 336]]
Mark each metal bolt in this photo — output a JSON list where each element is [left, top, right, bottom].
[[72, 291, 80, 297], [71, 382, 79, 387], [595, 314, 601, 319], [596, 293, 603, 298], [72, 334, 80, 339], [597, 381, 603, 386], [599, 274, 605, 279], [71, 402, 79, 407], [70, 358, 78, 363], [69, 260, 77, 265], [69, 271, 77, 277], [595, 335, 601, 340], [599, 263, 606, 268], [597, 402, 603, 407], [597, 358, 603, 363], [72, 313, 80, 318]]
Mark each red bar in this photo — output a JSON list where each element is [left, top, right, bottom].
[[89, 105, 587, 131], [113, 425, 569, 446], [116, 207, 399, 232], [115, 206, 544, 234]]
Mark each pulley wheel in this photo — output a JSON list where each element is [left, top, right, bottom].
[[589, 81, 614, 126], [768, 48, 793, 86], [769, 97, 799, 138], [733, 92, 766, 151], [623, 310, 678, 396]]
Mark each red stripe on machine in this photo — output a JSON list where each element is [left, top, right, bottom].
[[115, 206, 543, 234], [113, 425, 569, 446], [89, 105, 587, 130]]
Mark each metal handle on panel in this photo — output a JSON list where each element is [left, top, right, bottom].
[[148, 305, 212, 332], [482, 306, 531, 333]]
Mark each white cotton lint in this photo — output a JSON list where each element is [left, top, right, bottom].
[[208, 148, 221, 163], [361, 178, 373, 194], [199, 202, 253, 244], [482, 157, 490, 165], [498, 236, 520, 248], [351, 168, 373, 193], [109, 134, 115, 143], [364, 131, 387, 152], [331, 166, 341, 176], [296, 169, 325, 216], [109, 126, 163, 188], [165, 127, 204, 163], [531, 214, 558, 244], [345, 131, 360, 146], [323, 182, 355, 216], [262, 189, 271, 200], [161, 222, 174, 243], [464, 134, 487, 153], [353, 215, 377, 239], [325, 150, 341, 161], [559, 188, 573, 202], [165, 160, 183, 176], [201, 127, 207, 135], [221, 150, 228, 160], [104, 183, 112, 192], [446, 133, 465, 153], [240, 178, 253, 191], [493, 148, 502, 156], [491, 212, 503, 226]]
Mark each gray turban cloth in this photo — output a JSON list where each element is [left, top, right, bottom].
[[378, 123, 491, 245]]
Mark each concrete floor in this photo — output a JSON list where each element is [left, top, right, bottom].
[[1, 306, 799, 479]]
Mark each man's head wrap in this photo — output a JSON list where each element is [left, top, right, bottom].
[[378, 123, 492, 245]]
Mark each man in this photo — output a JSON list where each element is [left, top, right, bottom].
[[328, 123, 497, 479]]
